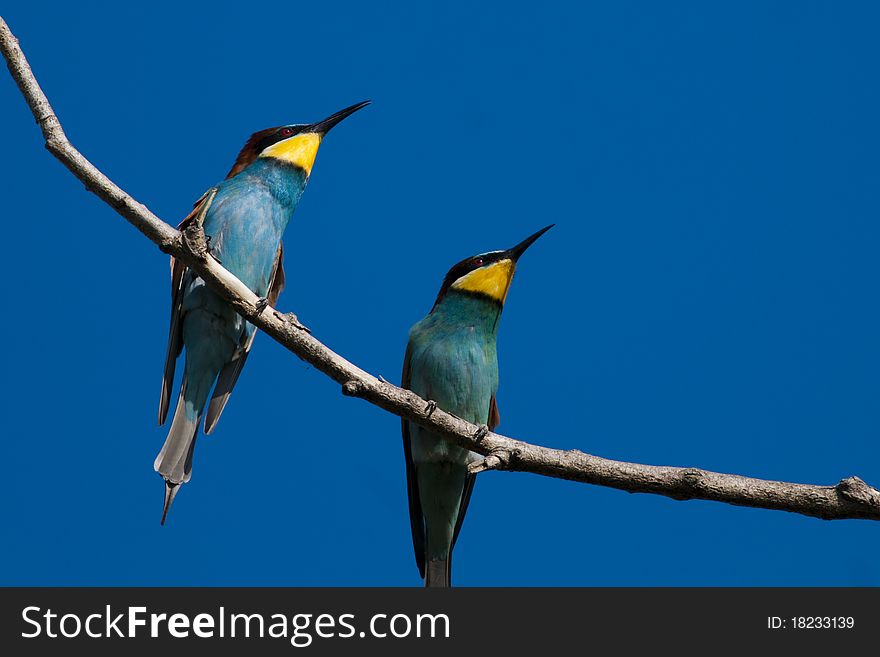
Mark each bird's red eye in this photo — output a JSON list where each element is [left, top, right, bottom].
[[473, 257, 484, 266], [280, 127, 294, 137]]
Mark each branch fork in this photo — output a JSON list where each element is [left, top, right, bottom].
[[469, 448, 514, 475]]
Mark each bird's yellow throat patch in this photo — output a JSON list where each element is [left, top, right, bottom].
[[452, 259, 515, 304], [260, 132, 322, 175]]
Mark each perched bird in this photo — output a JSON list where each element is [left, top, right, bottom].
[[402, 225, 553, 586], [156, 101, 370, 524]]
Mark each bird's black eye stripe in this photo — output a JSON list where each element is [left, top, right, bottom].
[[254, 126, 303, 153], [433, 252, 504, 309], [441, 253, 499, 290]]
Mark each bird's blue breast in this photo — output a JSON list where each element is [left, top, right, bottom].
[[407, 293, 500, 463], [181, 158, 307, 344], [203, 159, 306, 295]]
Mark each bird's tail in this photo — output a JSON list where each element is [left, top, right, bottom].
[[154, 379, 199, 484], [154, 379, 200, 524], [418, 462, 469, 588], [424, 558, 451, 588], [154, 350, 220, 524], [154, 308, 235, 523]]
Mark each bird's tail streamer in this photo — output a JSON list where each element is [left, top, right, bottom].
[[425, 558, 451, 588]]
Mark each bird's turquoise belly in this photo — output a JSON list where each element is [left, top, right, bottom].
[[407, 334, 497, 466], [410, 425, 478, 465]]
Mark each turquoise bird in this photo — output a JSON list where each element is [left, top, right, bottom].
[[402, 225, 553, 586], [156, 101, 369, 524]]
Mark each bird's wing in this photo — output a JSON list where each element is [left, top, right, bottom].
[[158, 193, 213, 425], [450, 394, 498, 550], [401, 343, 427, 579], [267, 241, 286, 306], [203, 242, 285, 434], [488, 393, 500, 430]]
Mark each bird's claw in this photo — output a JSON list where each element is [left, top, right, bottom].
[[204, 235, 222, 264], [425, 400, 438, 417], [473, 424, 489, 443], [254, 297, 269, 314]]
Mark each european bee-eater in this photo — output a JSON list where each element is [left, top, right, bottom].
[[156, 100, 370, 524], [401, 225, 553, 586]]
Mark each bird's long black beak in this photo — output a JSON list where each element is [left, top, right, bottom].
[[309, 100, 371, 135], [508, 224, 554, 261]]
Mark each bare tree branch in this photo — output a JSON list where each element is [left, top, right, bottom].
[[3, 16, 879, 521]]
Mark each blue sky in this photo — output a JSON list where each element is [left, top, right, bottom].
[[2, 1, 879, 585]]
